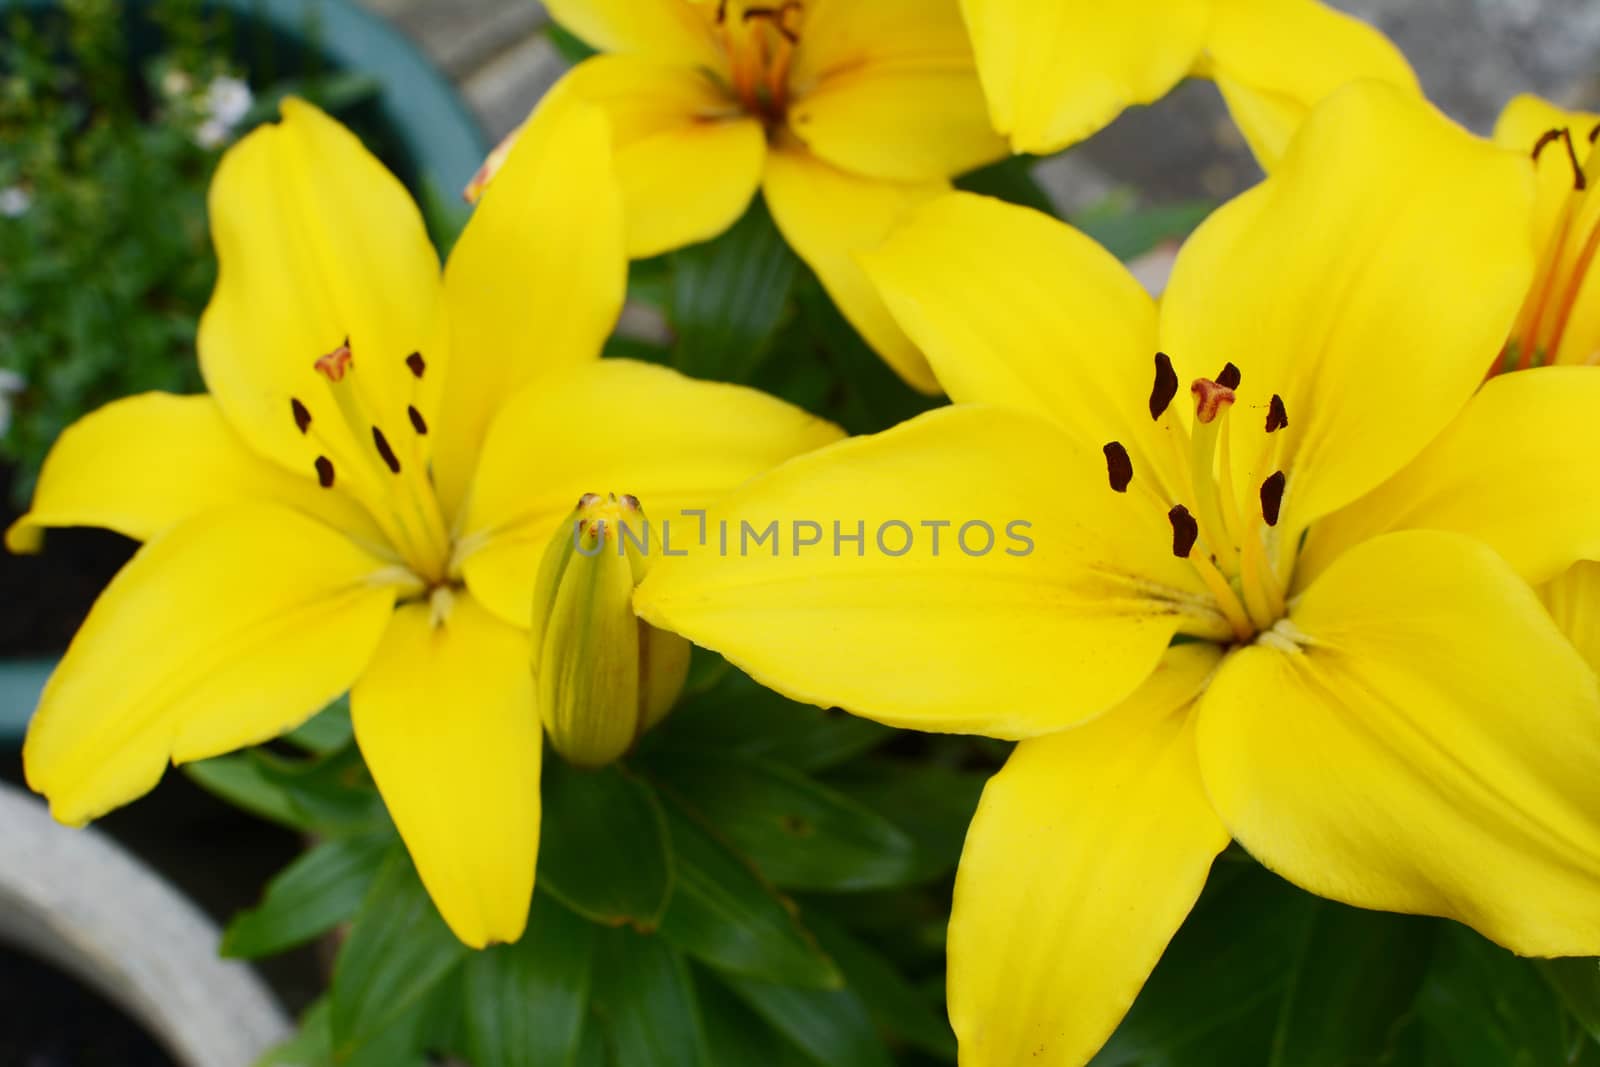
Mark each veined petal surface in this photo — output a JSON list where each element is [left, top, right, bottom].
[[763, 146, 945, 393], [438, 99, 625, 518], [1204, 0, 1419, 168], [1198, 530, 1600, 957], [959, 0, 1211, 154], [544, 0, 722, 68], [352, 595, 541, 949], [1543, 560, 1600, 676], [6, 393, 387, 556], [24, 504, 399, 826], [1299, 367, 1600, 588], [198, 99, 443, 480], [950, 644, 1228, 1067], [636, 405, 1222, 739]]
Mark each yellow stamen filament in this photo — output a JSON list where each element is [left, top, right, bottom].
[[1508, 125, 1600, 369], [1186, 548, 1255, 644], [712, 2, 802, 123]]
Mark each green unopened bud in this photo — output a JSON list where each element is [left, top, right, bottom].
[[532, 493, 691, 769]]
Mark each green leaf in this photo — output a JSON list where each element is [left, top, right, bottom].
[[827, 760, 985, 886], [805, 912, 955, 1060], [330, 847, 469, 1058], [1539, 957, 1600, 1043], [547, 21, 599, 64], [186, 744, 386, 836], [464, 892, 601, 1067], [590, 929, 710, 1067], [647, 668, 891, 772], [644, 750, 918, 891], [954, 155, 1055, 216], [1094, 863, 1432, 1067], [716, 969, 893, 1067], [223, 832, 392, 959], [1070, 194, 1213, 262], [696, 968, 815, 1067], [670, 197, 799, 383], [281, 699, 355, 755], [1414, 924, 1573, 1067], [657, 800, 841, 988], [539, 760, 674, 929]]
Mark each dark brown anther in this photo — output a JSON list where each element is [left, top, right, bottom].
[[1260, 471, 1286, 527], [1266, 394, 1289, 433], [1532, 128, 1587, 190], [315, 456, 335, 488], [372, 427, 402, 474], [1191, 378, 1236, 424], [1216, 362, 1241, 390], [1168, 505, 1199, 558], [1102, 441, 1134, 493], [405, 352, 426, 378], [742, 2, 801, 41], [407, 405, 428, 435], [1149, 352, 1179, 420], [290, 397, 312, 434]]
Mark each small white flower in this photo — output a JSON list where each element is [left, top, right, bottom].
[[194, 119, 230, 151], [0, 370, 26, 439], [204, 75, 253, 131], [161, 68, 194, 99], [0, 186, 30, 219]]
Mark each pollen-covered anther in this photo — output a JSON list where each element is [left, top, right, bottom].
[[314, 339, 353, 381], [290, 397, 312, 434], [1168, 505, 1199, 558], [1190, 378, 1236, 424], [372, 426, 401, 474], [407, 405, 428, 435], [1149, 352, 1179, 420], [1102, 441, 1133, 493], [1266, 394, 1289, 434], [1260, 471, 1286, 527], [405, 351, 426, 378], [1215, 362, 1242, 390], [315, 456, 335, 488]]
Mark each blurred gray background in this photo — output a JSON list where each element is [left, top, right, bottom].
[[364, 0, 1600, 212]]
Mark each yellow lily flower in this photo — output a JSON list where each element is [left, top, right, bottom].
[[9, 99, 841, 948], [636, 82, 1600, 1064], [964, 0, 1416, 163], [493, 0, 1009, 394]]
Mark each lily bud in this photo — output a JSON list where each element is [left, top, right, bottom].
[[532, 493, 691, 768]]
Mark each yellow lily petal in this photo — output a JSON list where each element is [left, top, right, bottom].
[[1199, 529, 1600, 957], [949, 644, 1228, 1067], [530, 57, 765, 261], [1493, 95, 1597, 261], [763, 146, 944, 393], [1493, 95, 1600, 367], [636, 405, 1222, 739], [24, 505, 399, 826], [459, 359, 842, 629], [6, 393, 387, 556], [1543, 560, 1600, 676], [1299, 366, 1600, 589], [544, 0, 721, 68], [784, 0, 1004, 183], [198, 98, 443, 480], [1161, 81, 1535, 543], [959, 0, 1211, 154], [436, 98, 626, 519], [862, 192, 1186, 502], [1203, 0, 1419, 169], [351, 595, 540, 949]]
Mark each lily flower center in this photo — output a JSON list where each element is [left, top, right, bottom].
[[1503, 122, 1600, 371], [294, 338, 452, 586], [1104, 353, 1294, 645], [706, 0, 804, 127]]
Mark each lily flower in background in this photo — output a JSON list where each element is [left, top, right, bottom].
[[964, 0, 1416, 163], [636, 82, 1600, 1065], [471, 0, 1009, 394], [9, 99, 840, 948]]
